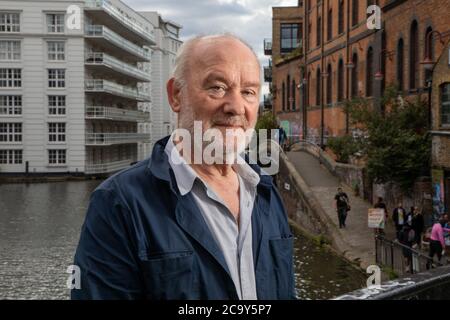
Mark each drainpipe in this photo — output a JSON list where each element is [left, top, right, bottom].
[[345, 0, 350, 134], [320, 1, 325, 148]]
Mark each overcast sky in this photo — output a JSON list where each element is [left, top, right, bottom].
[[125, 0, 299, 98]]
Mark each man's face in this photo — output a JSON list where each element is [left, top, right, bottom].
[[174, 37, 261, 160]]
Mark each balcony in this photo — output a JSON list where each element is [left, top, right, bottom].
[[84, 0, 155, 45], [85, 158, 135, 174], [263, 94, 273, 109], [264, 38, 272, 55], [85, 79, 151, 102], [85, 52, 150, 82], [86, 132, 151, 145], [264, 65, 272, 82], [85, 25, 151, 62], [86, 106, 149, 122]]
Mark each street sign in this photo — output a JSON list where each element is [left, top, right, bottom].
[[368, 208, 385, 229]]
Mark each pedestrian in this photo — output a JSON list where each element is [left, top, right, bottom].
[[426, 215, 448, 269], [392, 203, 407, 240], [72, 34, 296, 300], [374, 197, 387, 236], [279, 126, 287, 151], [411, 207, 425, 248], [334, 187, 350, 229], [398, 224, 415, 273]]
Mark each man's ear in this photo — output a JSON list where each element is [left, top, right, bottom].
[[167, 78, 182, 113]]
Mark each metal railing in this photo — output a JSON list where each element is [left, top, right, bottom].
[[85, 106, 149, 122], [264, 65, 272, 82], [85, 52, 150, 81], [85, 158, 135, 174], [85, 79, 150, 102], [375, 234, 444, 277], [85, 25, 151, 61], [264, 38, 272, 55], [85, 0, 155, 44], [85, 132, 150, 145]]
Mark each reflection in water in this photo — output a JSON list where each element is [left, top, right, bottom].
[[0, 181, 364, 299]]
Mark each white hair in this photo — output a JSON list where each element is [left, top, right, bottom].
[[172, 33, 260, 89]]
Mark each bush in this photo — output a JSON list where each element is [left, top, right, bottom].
[[327, 135, 361, 163]]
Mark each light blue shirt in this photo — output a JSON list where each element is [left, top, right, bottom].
[[164, 136, 260, 300]]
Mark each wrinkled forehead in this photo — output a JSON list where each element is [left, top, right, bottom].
[[189, 38, 261, 82]]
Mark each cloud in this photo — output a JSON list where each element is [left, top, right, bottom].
[[125, 0, 299, 97]]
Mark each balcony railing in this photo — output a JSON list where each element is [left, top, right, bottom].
[[264, 66, 272, 82], [263, 94, 273, 108], [85, 79, 151, 102], [86, 132, 151, 145], [86, 106, 149, 122], [85, 0, 155, 44], [85, 25, 151, 62], [85, 52, 150, 82], [264, 38, 272, 55], [85, 158, 135, 174]]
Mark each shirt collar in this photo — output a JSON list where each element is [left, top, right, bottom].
[[164, 135, 260, 196]]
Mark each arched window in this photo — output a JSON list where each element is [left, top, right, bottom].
[[409, 20, 419, 90], [425, 27, 434, 85], [338, 1, 344, 34], [327, 9, 333, 41], [317, 16, 322, 47], [282, 82, 286, 111], [352, 0, 359, 27], [338, 59, 344, 102], [441, 83, 450, 125], [397, 38, 404, 91], [292, 79, 296, 110], [316, 68, 321, 106], [326, 64, 332, 104], [307, 72, 311, 106], [287, 75, 290, 111], [366, 47, 374, 97], [351, 53, 358, 98]]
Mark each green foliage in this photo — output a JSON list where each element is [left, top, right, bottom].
[[327, 135, 362, 163], [255, 111, 278, 131], [344, 85, 431, 191]]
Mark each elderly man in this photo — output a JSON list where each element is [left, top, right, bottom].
[[71, 34, 295, 300]]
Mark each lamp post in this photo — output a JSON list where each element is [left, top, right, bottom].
[[374, 49, 394, 82]]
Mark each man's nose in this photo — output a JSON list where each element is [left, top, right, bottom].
[[222, 89, 245, 116]]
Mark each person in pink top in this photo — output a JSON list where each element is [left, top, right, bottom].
[[427, 215, 449, 269]]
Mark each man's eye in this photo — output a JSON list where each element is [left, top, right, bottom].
[[242, 90, 256, 96]]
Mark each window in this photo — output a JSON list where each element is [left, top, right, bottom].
[[409, 20, 419, 90], [338, 1, 344, 34], [0, 12, 20, 32], [327, 9, 333, 41], [48, 95, 66, 115], [441, 83, 450, 126], [0, 95, 22, 115], [282, 82, 285, 111], [351, 53, 358, 97], [0, 149, 22, 164], [316, 68, 321, 106], [0, 123, 22, 142], [424, 27, 434, 85], [47, 14, 64, 33], [337, 59, 344, 102], [366, 47, 374, 97], [326, 64, 332, 105], [0, 68, 21, 88], [0, 40, 20, 60], [292, 80, 296, 110], [48, 149, 66, 164], [287, 75, 290, 111], [397, 39, 404, 91], [307, 22, 312, 51], [352, 0, 359, 27], [47, 41, 65, 61], [48, 69, 65, 88], [316, 16, 322, 47], [280, 23, 301, 53], [48, 123, 66, 142]]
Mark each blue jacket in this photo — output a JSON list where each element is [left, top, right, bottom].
[[71, 136, 295, 300]]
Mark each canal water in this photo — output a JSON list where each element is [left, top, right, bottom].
[[0, 180, 365, 300]]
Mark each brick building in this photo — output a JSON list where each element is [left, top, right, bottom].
[[265, 0, 450, 147], [431, 40, 450, 217]]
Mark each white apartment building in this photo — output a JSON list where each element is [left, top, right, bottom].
[[140, 11, 182, 150], [0, 0, 156, 175]]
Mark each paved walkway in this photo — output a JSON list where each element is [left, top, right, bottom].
[[287, 150, 396, 270]]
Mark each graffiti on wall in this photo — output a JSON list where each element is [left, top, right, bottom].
[[432, 169, 446, 221]]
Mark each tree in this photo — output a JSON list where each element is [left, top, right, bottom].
[[343, 85, 431, 191]]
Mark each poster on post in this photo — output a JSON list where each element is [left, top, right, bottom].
[[368, 208, 385, 229]]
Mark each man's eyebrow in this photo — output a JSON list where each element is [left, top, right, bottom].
[[202, 73, 229, 85], [242, 81, 260, 88]]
